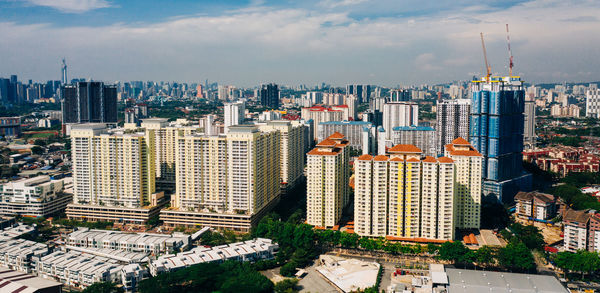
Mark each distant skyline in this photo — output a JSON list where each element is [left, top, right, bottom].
[[1, 0, 599, 87]]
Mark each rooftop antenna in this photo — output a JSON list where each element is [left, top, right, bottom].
[[506, 24, 514, 76], [480, 32, 491, 82]]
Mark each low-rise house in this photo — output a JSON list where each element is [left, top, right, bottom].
[[514, 191, 557, 221], [563, 209, 600, 252]]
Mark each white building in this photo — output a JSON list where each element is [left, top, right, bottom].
[[0, 239, 49, 273], [391, 126, 436, 157], [586, 88, 600, 118], [150, 238, 279, 275], [318, 121, 374, 155], [0, 175, 71, 217], [524, 100, 536, 148], [436, 99, 470, 155], [224, 101, 246, 133], [301, 106, 345, 140], [382, 102, 419, 140], [67, 228, 189, 255]]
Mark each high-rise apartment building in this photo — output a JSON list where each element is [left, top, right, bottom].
[[260, 83, 279, 109], [318, 121, 374, 155], [586, 89, 600, 118], [161, 125, 281, 231], [444, 137, 483, 229], [67, 124, 164, 223], [61, 82, 118, 135], [306, 133, 350, 228], [224, 101, 246, 133], [470, 76, 531, 202], [523, 100, 536, 148], [436, 99, 470, 155], [354, 145, 455, 240], [389, 89, 411, 102], [141, 118, 201, 191], [301, 106, 345, 140], [382, 102, 418, 140], [346, 84, 371, 103], [391, 126, 436, 157]]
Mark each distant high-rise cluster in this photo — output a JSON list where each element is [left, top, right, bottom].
[[260, 83, 279, 109], [61, 81, 118, 134]]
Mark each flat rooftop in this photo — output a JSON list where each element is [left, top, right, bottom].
[[445, 268, 568, 293], [316, 255, 380, 293]]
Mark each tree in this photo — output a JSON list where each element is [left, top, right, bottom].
[[508, 223, 544, 250], [31, 146, 44, 155], [279, 261, 297, 277], [475, 246, 496, 267], [498, 240, 535, 272], [339, 232, 359, 248], [82, 282, 124, 293], [438, 241, 473, 265], [274, 278, 299, 293]]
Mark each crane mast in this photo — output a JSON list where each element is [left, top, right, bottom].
[[480, 32, 491, 82], [506, 24, 514, 76]]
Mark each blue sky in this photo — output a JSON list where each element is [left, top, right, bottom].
[[0, 0, 599, 87]]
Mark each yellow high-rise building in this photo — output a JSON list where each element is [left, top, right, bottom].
[[354, 144, 456, 241], [306, 133, 349, 228]]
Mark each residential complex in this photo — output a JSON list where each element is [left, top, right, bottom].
[[306, 133, 350, 228], [67, 124, 164, 223], [301, 106, 345, 140], [563, 209, 600, 252], [67, 228, 189, 255], [470, 76, 531, 202], [150, 238, 278, 275], [0, 175, 72, 217], [161, 125, 281, 231], [223, 100, 246, 133], [382, 101, 418, 140], [354, 144, 455, 241], [514, 191, 557, 221], [436, 99, 470, 155], [523, 146, 600, 177]]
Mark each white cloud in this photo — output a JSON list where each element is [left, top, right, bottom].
[[1, 0, 599, 86], [23, 0, 112, 13]]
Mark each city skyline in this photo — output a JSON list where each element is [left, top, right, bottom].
[[1, 0, 599, 87]]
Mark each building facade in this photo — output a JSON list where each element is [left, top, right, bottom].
[[318, 121, 374, 155], [61, 82, 117, 134], [301, 106, 345, 140], [523, 100, 536, 149], [224, 101, 246, 133], [354, 144, 455, 241], [306, 133, 350, 228], [0, 176, 71, 217], [514, 191, 556, 221], [470, 76, 531, 202], [391, 126, 436, 157], [586, 89, 600, 118], [382, 102, 419, 140], [0, 117, 21, 137], [260, 83, 279, 109], [436, 99, 470, 155]]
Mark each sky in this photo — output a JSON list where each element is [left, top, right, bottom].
[[0, 0, 599, 87]]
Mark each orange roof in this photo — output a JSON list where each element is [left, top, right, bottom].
[[407, 158, 420, 162], [390, 157, 405, 162], [437, 156, 454, 163], [422, 156, 437, 163], [450, 150, 482, 157], [357, 154, 373, 161], [328, 132, 345, 140], [345, 229, 355, 234], [307, 148, 341, 156], [373, 155, 389, 161], [388, 144, 422, 153], [452, 137, 470, 145], [332, 225, 339, 231], [316, 138, 337, 147]]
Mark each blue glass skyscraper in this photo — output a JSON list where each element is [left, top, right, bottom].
[[470, 76, 532, 202]]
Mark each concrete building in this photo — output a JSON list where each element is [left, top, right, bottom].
[[524, 100, 536, 148], [161, 125, 281, 231], [445, 267, 567, 293], [514, 191, 557, 221], [353, 145, 455, 241], [306, 133, 350, 228], [444, 137, 483, 229], [256, 120, 306, 190], [301, 106, 345, 141], [61, 81, 117, 135], [67, 228, 189, 255], [563, 209, 600, 252], [316, 255, 380, 293], [0, 239, 49, 273], [551, 104, 580, 118], [141, 118, 201, 191], [224, 100, 246, 133], [318, 121, 374, 155], [586, 88, 600, 118], [150, 238, 278, 275], [391, 126, 436, 157], [436, 99, 470, 155], [470, 76, 531, 202], [260, 83, 279, 109], [0, 175, 72, 217], [382, 102, 418, 140], [67, 124, 164, 223]]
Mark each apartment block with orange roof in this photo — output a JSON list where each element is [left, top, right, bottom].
[[306, 132, 350, 228]]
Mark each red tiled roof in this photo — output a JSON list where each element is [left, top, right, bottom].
[[388, 144, 422, 153], [422, 156, 437, 163], [307, 148, 341, 156], [437, 156, 454, 163], [374, 155, 389, 161], [452, 137, 470, 145], [316, 138, 337, 147], [407, 158, 420, 162], [390, 157, 405, 162], [328, 132, 345, 139], [357, 154, 373, 161]]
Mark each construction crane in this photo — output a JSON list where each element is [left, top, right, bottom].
[[506, 24, 514, 76], [480, 32, 491, 82]]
